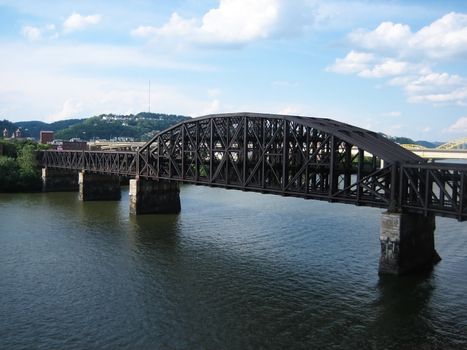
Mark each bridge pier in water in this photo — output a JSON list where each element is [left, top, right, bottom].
[[379, 212, 441, 275], [78, 171, 121, 201], [42, 168, 79, 192], [129, 178, 180, 215]]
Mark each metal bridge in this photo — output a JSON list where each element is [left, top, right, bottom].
[[41, 112, 467, 221]]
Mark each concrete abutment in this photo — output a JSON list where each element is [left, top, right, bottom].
[[78, 171, 121, 201], [129, 178, 181, 215], [379, 212, 441, 275]]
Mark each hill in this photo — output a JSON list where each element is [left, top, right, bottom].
[[15, 119, 83, 139], [0, 112, 191, 141], [54, 112, 190, 141], [0, 119, 17, 137], [380, 134, 440, 149]]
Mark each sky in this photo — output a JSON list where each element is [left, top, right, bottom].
[[1, 0, 467, 141]]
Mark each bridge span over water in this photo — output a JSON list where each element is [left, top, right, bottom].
[[40, 113, 467, 275]]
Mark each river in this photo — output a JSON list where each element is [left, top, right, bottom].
[[1, 185, 466, 349]]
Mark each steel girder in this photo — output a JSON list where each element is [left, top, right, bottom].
[[137, 115, 393, 207], [41, 150, 138, 177], [400, 163, 467, 221]]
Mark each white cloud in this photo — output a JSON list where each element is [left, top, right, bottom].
[[199, 0, 279, 43], [349, 12, 467, 59], [21, 23, 59, 41], [63, 12, 101, 33], [348, 12, 467, 59], [410, 12, 467, 59], [328, 12, 467, 105], [326, 50, 374, 74], [392, 72, 464, 95], [47, 99, 83, 121], [358, 59, 410, 78], [201, 99, 221, 115], [131, 0, 318, 47], [349, 21, 411, 53], [447, 117, 467, 133], [21, 26, 41, 41], [390, 73, 467, 104]]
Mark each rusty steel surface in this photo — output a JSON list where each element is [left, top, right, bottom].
[[40, 112, 467, 220]]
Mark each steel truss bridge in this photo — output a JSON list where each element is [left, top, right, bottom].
[[41, 112, 467, 221]]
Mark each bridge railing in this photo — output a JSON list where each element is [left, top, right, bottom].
[[40, 150, 138, 177], [399, 162, 467, 221]]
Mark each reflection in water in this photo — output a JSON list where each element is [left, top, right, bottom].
[[0, 187, 466, 349], [129, 213, 181, 246], [370, 272, 435, 348]]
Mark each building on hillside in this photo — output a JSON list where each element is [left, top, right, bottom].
[[3, 128, 8, 138], [61, 141, 88, 151], [14, 128, 22, 138], [40, 131, 54, 144]]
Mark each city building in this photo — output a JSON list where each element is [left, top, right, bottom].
[[40, 131, 54, 144]]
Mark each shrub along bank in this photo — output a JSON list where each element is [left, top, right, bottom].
[[0, 140, 47, 192]]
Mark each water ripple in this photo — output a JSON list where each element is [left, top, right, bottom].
[[0, 187, 466, 349]]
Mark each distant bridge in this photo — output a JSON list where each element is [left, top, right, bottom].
[[401, 140, 467, 160], [437, 137, 467, 150], [409, 149, 467, 160]]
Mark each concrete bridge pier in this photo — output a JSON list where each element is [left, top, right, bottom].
[[78, 171, 121, 201], [129, 178, 181, 215], [42, 168, 79, 192], [379, 212, 441, 275]]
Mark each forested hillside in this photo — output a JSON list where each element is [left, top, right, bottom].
[[55, 112, 189, 141], [1, 112, 190, 141], [15, 119, 83, 139]]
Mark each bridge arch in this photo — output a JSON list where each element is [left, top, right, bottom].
[[137, 112, 422, 207]]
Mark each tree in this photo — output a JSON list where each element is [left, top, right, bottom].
[[0, 140, 44, 192], [0, 156, 20, 192]]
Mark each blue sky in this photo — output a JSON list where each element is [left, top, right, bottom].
[[1, 0, 467, 141]]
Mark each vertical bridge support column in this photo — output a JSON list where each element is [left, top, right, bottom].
[[129, 178, 181, 215], [42, 168, 78, 192], [379, 212, 441, 275], [78, 171, 121, 201]]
